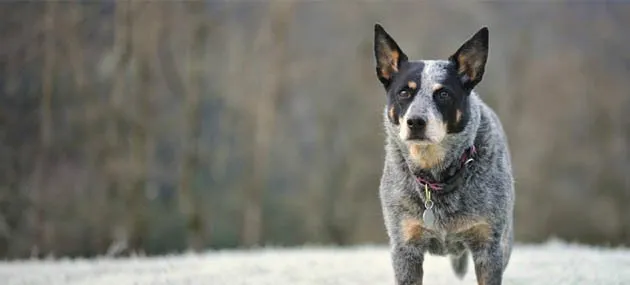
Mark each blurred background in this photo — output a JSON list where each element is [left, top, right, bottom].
[[0, 1, 629, 259]]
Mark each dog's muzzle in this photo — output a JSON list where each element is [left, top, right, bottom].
[[404, 116, 428, 141]]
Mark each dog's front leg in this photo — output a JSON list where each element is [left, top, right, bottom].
[[391, 244, 424, 285], [470, 240, 504, 285]]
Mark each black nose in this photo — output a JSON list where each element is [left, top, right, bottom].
[[406, 117, 427, 129]]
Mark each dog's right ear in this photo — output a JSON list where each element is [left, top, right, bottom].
[[374, 23, 408, 88], [449, 27, 489, 91]]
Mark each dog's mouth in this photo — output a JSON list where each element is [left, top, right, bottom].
[[405, 136, 431, 144], [405, 138, 437, 146], [405, 136, 436, 145], [400, 127, 434, 144]]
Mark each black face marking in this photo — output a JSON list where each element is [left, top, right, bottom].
[[385, 62, 424, 125], [432, 63, 471, 134]]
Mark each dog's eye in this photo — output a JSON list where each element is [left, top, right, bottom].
[[436, 90, 450, 101], [398, 90, 411, 99]]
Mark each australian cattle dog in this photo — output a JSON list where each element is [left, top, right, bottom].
[[374, 24, 515, 285]]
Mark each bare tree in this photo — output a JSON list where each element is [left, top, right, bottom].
[[241, 0, 294, 247], [120, 1, 164, 254], [29, 0, 57, 257], [103, 0, 134, 256], [176, 2, 208, 251], [41, 1, 55, 147]]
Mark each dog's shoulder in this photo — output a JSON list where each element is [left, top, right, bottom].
[[470, 94, 513, 174]]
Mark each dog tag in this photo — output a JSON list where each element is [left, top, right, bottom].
[[422, 209, 436, 229]]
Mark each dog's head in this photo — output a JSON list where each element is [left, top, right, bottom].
[[374, 24, 488, 147]]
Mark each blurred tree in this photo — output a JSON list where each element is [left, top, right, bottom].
[[0, 1, 629, 259], [104, 0, 133, 256], [177, 2, 208, 251], [241, 0, 293, 247]]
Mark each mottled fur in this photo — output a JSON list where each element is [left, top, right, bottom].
[[374, 24, 515, 285]]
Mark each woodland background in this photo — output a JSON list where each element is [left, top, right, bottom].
[[0, 1, 629, 259]]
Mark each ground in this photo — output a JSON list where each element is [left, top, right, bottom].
[[1, 240, 628, 285]]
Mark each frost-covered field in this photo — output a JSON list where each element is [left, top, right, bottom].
[[1, 240, 629, 285]]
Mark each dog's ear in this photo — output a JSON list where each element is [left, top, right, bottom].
[[374, 23, 408, 88], [449, 27, 489, 90]]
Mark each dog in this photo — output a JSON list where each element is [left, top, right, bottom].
[[373, 24, 515, 285]]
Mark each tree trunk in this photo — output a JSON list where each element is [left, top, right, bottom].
[[241, 1, 293, 247], [125, 2, 161, 254], [177, 2, 207, 251], [32, 0, 57, 257], [105, 0, 133, 256]]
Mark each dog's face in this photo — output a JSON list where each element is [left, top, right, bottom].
[[374, 24, 488, 146]]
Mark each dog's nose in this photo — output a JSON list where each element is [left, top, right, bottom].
[[406, 117, 426, 129]]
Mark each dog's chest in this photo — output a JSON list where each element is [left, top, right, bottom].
[[400, 212, 490, 255]]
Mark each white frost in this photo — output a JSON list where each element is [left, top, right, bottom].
[[1, 240, 629, 285]]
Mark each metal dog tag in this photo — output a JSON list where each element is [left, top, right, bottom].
[[421, 184, 436, 229], [422, 208, 436, 229]]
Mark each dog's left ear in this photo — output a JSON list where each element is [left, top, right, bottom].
[[449, 27, 489, 90]]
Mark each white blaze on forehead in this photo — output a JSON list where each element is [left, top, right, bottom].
[[421, 60, 450, 86], [425, 108, 446, 143]]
